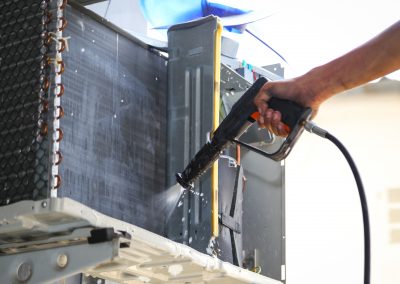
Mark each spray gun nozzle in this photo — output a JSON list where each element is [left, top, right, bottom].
[[176, 173, 193, 190]]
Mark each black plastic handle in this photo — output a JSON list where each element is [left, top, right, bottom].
[[268, 97, 307, 131]]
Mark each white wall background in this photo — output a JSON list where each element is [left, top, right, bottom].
[[244, 0, 400, 80], [285, 85, 400, 284]]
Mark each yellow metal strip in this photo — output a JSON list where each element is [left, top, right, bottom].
[[211, 19, 222, 238]]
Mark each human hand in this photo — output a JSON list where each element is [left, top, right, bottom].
[[254, 77, 320, 137]]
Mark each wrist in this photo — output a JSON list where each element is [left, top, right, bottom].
[[296, 64, 343, 108], [293, 69, 324, 108]]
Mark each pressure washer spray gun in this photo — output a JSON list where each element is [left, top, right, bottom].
[[176, 76, 312, 190], [175, 76, 371, 284]]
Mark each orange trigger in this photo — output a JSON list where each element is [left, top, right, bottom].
[[250, 112, 260, 120]]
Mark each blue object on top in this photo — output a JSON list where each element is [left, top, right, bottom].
[[139, 0, 252, 29], [204, 1, 252, 18], [139, 0, 287, 62]]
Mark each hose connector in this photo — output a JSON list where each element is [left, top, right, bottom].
[[305, 121, 328, 138]]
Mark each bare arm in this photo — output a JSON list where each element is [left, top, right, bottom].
[[255, 20, 400, 136]]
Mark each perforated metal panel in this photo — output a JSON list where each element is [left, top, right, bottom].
[[0, 0, 57, 205]]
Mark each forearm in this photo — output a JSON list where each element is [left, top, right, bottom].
[[255, 20, 400, 136], [299, 20, 400, 104]]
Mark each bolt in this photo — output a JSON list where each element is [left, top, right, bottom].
[[57, 254, 68, 268], [41, 201, 47, 208], [16, 262, 32, 282]]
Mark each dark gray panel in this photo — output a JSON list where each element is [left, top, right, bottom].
[[242, 148, 285, 280], [218, 158, 244, 266], [166, 17, 218, 246], [57, 4, 167, 234], [166, 17, 245, 266]]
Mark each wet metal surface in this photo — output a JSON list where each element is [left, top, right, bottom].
[[57, 4, 167, 234]]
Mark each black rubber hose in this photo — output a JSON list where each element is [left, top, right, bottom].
[[325, 132, 370, 284]]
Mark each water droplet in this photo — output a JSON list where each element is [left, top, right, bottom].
[[113, 114, 117, 118], [81, 48, 85, 52]]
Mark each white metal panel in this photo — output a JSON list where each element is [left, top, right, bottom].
[[0, 198, 282, 284]]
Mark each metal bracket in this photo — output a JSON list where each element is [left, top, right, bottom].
[[219, 213, 241, 233], [0, 238, 118, 284]]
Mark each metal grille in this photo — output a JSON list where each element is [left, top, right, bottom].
[[0, 0, 168, 234], [0, 0, 57, 205]]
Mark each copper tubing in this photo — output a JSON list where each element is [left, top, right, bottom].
[[41, 100, 49, 112], [40, 122, 48, 136], [53, 174, 62, 189], [58, 38, 66, 52], [43, 11, 52, 25], [56, 60, 65, 75], [42, 77, 50, 91], [56, 106, 64, 119], [236, 145, 241, 166], [46, 59, 65, 75], [58, 17, 68, 31], [52, 1, 67, 192], [55, 151, 63, 165], [55, 128, 64, 142], [59, 0, 68, 9], [43, 33, 52, 46], [56, 83, 64, 97], [46, 57, 52, 66]]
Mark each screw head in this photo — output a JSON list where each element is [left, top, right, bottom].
[[57, 253, 68, 268], [16, 262, 32, 282], [41, 201, 47, 208]]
